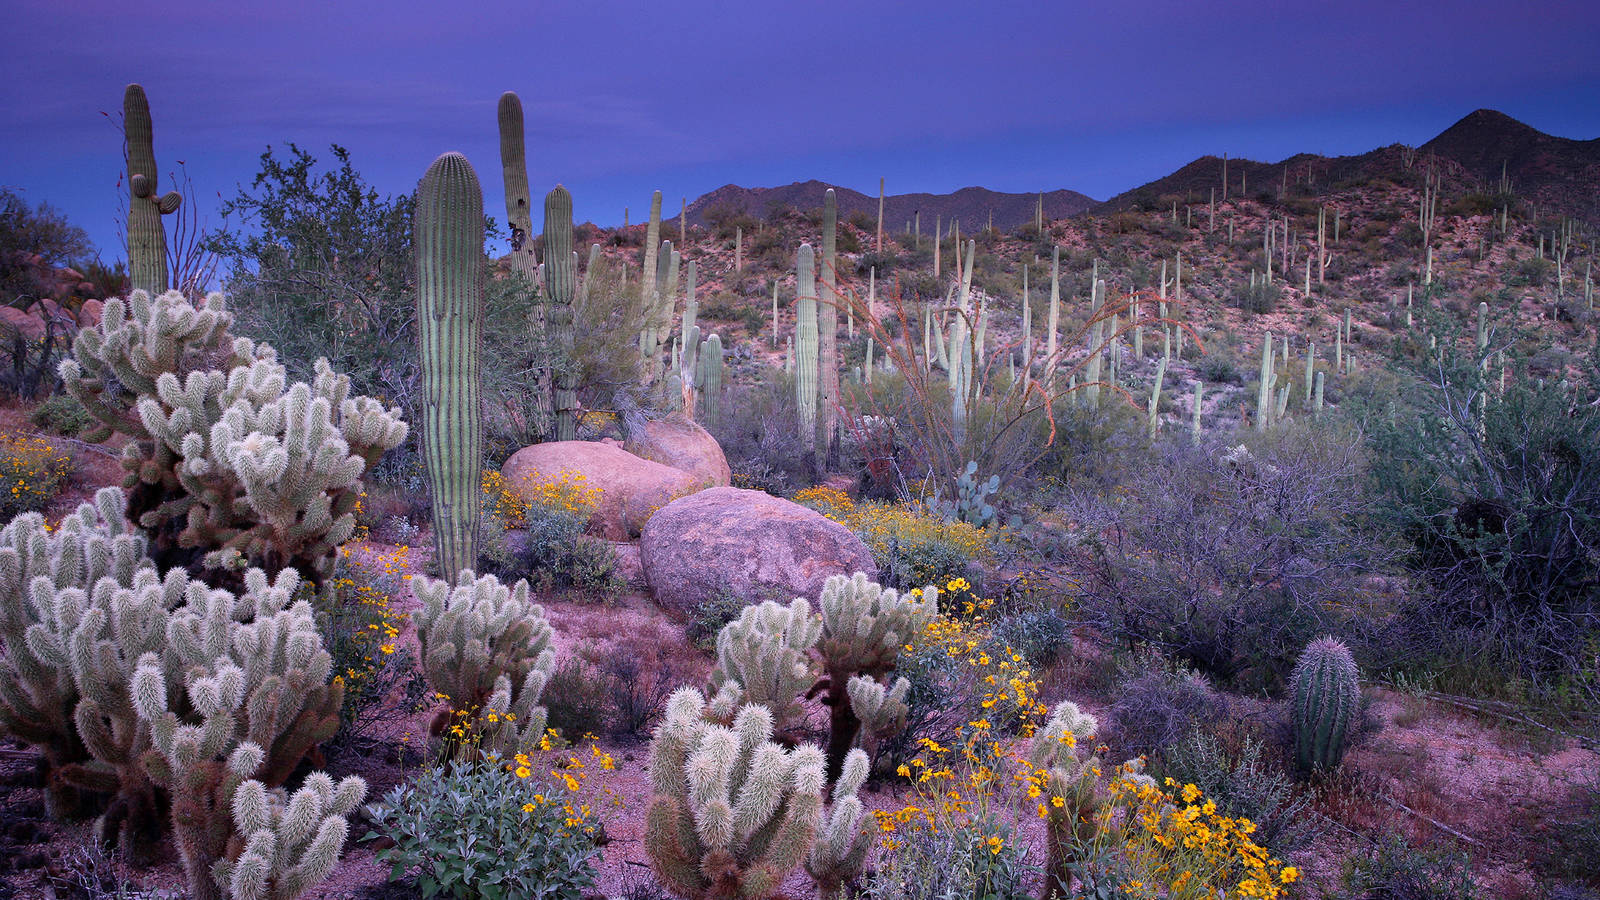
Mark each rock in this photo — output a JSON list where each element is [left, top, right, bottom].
[[77, 298, 104, 328], [624, 415, 732, 488], [640, 487, 877, 616], [0, 307, 44, 341], [501, 441, 699, 541]]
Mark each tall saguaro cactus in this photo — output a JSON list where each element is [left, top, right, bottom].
[[497, 93, 553, 433], [124, 84, 181, 295], [819, 189, 840, 468], [416, 153, 485, 584], [795, 244, 819, 457], [543, 185, 578, 441]]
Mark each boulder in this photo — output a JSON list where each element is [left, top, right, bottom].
[[624, 415, 731, 488], [501, 441, 699, 541], [640, 487, 877, 616]]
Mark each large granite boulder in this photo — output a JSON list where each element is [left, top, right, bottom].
[[640, 487, 877, 616], [501, 441, 699, 540], [624, 415, 731, 488]]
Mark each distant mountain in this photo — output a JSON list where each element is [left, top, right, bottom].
[[1092, 109, 1600, 228], [1420, 108, 1600, 224], [685, 180, 1097, 233]]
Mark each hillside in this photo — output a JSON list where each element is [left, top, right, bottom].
[[684, 179, 1096, 232]]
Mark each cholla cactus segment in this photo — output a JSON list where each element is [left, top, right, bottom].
[[845, 674, 909, 750], [412, 570, 555, 756], [1290, 636, 1361, 774], [1029, 700, 1103, 900], [817, 572, 937, 680], [646, 688, 826, 900], [127, 567, 344, 900], [806, 748, 872, 898], [213, 772, 367, 900], [0, 487, 151, 818], [59, 290, 406, 589], [707, 598, 821, 734]]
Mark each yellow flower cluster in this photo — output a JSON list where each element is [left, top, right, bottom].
[[483, 468, 601, 530], [333, 545, 412, 691], [793, 490, 993, 586], [879, 598, 1295, 898], [0, 431, 71, 517], [500, 738, 622, 840]]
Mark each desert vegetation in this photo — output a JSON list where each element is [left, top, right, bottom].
[[0, 82, 1597, 900]]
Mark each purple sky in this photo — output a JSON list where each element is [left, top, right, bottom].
[[5, 0, 1598, 265]]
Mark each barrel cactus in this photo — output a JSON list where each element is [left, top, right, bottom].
[[1290, 636, 1361, 774]]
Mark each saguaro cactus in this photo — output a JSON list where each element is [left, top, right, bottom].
[[795, 244, 819, 456], [124, 84, 181, 294], [696, 332, 723, 428], [819, 189, 840, 464], [416, 153, 485, 583], [1290, 636, 1360, 774], [544, 185, 578, 440], [498, 92, 551, 432], [646, 690, 826, 900]]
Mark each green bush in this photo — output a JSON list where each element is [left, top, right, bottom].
[[1342, 833, 1479, 900], [0, 431, 71, 520], [1160, 730, 1321, 854], [27, 392, 90, 436], [317, 549, 427, 751], [852, 809, 1033, 900], [988, 608, 1073, 669], [685, 587, 746, 650], [367, 759, 599, 899], [1232, 277, 1281, 314], [543, 655, 608, 743], [511, 506, 620, 595]]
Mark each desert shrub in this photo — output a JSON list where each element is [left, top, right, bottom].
[[0, 431, 70, 519], [1342, 833, 1479, 900], [28, 392, 90, 436], [988, 607, 1073, 669], [1197, 350, 1244, 385], [1367, 313, 1600, 706], [1505, 255, 1554, 287], [483, 469, 618, 594], [1232, 277, 1281, 314], [319, 546, 427, 750], [795, 487, 990, 593], [857, 810, 1032, 900], [685, 587, 746, 649], [708, 372, 818, 492], [1033, 399, 1153, 493], [1538, 771, 1600, 884], [543, 656, 609, 743], [1160, 729, 1322, 854], [1103, 651, 1219, 761], [1068, 427, 1380, 688], [594, 638, 688, 738], [366, 759, 599, 900]]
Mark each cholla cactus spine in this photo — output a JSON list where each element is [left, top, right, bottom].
[[1290, 636, 1360, 774], [416, 152, 486, 584], [646, 689, 826, 900], [214, 772, 367, 900], [413, 570, 555, 756]]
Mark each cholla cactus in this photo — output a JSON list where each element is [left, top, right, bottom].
[[0, 487, 149, 820], [58, 290, 407, 589], [806, 747, 872, 898], [214, 772, 367, 900], [412, 570, 555, 756], [816, 573, 937, 784], [1290, 636, 1361, 774], [129, 566, 346, 900], [646, 688, 826, 900], [844, 674, 909, 762], [707, 598, 822, 735], [1028, 701, 1102, 900]]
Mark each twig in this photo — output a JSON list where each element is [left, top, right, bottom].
[[1406, 687, 1600, 753], [1375, 792, 1483, 847]]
